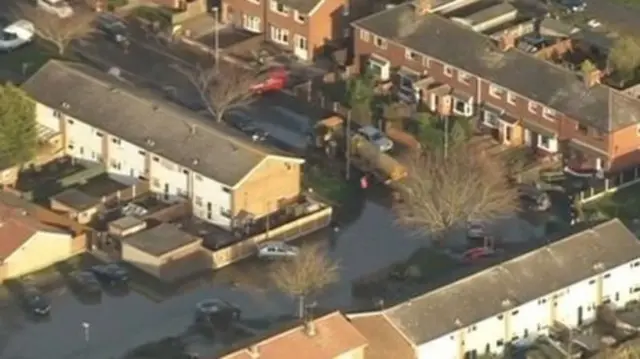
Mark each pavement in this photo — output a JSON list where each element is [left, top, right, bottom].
[[582, 0, 640, 37]]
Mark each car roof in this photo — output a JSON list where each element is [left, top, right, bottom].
[[4, 20, 34, 34], [358, 125, 380, 135]]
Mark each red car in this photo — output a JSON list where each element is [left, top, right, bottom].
[[462, 247, 496, 263], [250, 68, 288, 94]]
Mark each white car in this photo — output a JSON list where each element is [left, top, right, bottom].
[[257, 242, 299, 259], [37, 0, 74, 18], [0, 20, 35, 52], [358, 125, 394, 152]]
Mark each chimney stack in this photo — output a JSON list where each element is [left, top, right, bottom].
[[414, 0, 432, 15], [498, 31, 516, 52], [248, 345, 259, 358], [584, 69, 602, 88], [304, 320, 317, 337]]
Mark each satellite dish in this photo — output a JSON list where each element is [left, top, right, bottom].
[[108, 67, 122, 78]]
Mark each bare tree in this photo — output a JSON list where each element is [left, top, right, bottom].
[[270, 243, 339, 318], [14, 5, 94, 56], [175, 63, 257, 122], [394, 144, 519, 241]]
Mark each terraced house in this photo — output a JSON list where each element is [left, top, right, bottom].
[[21, 60, 304, 230], [352, 0, 640, 193], [351, 219, 640, 359]]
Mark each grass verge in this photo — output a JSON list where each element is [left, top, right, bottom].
[[583, 182, 640, 224], [304, 164, 353, 204]]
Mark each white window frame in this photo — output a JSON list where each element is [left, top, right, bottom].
[[270, 26, 290, 45], [248, 0, 259, 4], [453, 98, 473, 117], [489, 84, 504, 98], [368, 55, 390, 81], [483, 110, 500, 128], [423, 56, 431, 68], [528, 101, 538, 114], [405, 49, 419, 61], [374, 36, 387, 49], [360, 29, 370, 42], [294, 10, 305, 23], [270, 0, 290, 15], [507, 92, 516, 105], [542, 107, 556, 121], [242, 14, 261, 32], [537, 134, 558, 152], [458, 70, 471, 84], [443, 65, 453, 77]]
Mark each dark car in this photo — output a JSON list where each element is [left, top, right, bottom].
[[23, 286, 51, 316], [90, 263, 129, 285], [517, 184, 551, 211], [69, 270, 102, 295], [229, 117, 269, 142], [194, 299, 241, 328], [556, 0, 586, 12], [95, 13, 130, 47]]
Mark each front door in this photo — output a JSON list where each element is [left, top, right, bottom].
[[293, 34, 308, 60]]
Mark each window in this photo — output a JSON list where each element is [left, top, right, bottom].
[[270, 0, 289, 15], [195, 174, 203, 181], [152, 178, 160, 188], [489, 84, 504, 98], [457, 71, 471, 84], [242, 14, 261, 32], [367, 55, 390, 81], [507, 92, 516, 105], [528, 101, 538, 114], [374, 36, 387, 49], [405, 49, 419, 61], [589, 279, 596, 285], [152, 156, 159, 162], [423, 56, 431, 68], [182, 169, 189, 175], [342, 2, 349, 16], [453, 98, 473, 117], [443, 65, 453, 77], [604, 273, 611, 278], [294, 10, 305, 23], [360, 30, 370, 42], [511, 310, 519, 315], [577, 124, 588, 135], [111, 137, 121, 145], [110, 160, 121, 170], [248, 0, 260, 4], [138, 150, 146, 156], [67, 119, 74, 125], [497, 314, 504, 320], [195, 196, 203, 206], [222, 187, 231, 193], [537, 134, 558, 152], [220, 208, 232, 218], [483, 110, 500, 128], [542, 107, 556, 121], [270, 26, 289, 45]]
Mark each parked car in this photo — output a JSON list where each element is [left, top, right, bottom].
[[257, 242, 299, 259], [555, 0, 586, 12], [462, 247, 498, 263], [194, 299, 241, 327], [90, 263, 129, 285], [357, 125, 394, 152], [68, 270, 102, 295], [22, 285, 51, 316], [37, 0, 74, 18], [0, 19, 34, 52], [229, 117, 269, 142], [95, 13, 130, 47], [466, 221, 486, 241]]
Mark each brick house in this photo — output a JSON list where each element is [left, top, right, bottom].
[[221, 0, 361, 60], [351, 0, 640, 192]]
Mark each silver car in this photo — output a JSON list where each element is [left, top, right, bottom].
[[358, 125, 394, 152], [257, 242, 299, 259]]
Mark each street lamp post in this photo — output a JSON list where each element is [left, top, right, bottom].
[[82, 322, 90, 359], [212, 6, 220, 73]]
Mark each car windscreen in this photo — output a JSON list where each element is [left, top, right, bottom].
[[370, 132, 384, 141], [0, 30, 17, 41]]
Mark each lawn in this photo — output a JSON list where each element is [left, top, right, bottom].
[[303, 164, 354, 204], [393, 247, 459, 282]]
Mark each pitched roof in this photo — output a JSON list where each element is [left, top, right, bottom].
[[0, 193, 69, 260], [221, 311, 368, 359], [353, 5, 640, 131], [278, 0, 321, 14], [123, 223, 200, 257], [21, 61, 299, 186], [383, 219, 640, 345], [348, 313, 415, 359]]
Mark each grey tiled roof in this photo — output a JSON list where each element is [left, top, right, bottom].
[[353, 5, 640, 131], [22, 61, 293, 186], [384, 219, 640, 345]]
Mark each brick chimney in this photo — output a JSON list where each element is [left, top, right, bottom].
[[498, 31, 516, 52], [584, 69, 602, 88], [414, 0, 432, 15]]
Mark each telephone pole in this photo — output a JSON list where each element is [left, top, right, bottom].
[[345, 111, 352, 180]]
